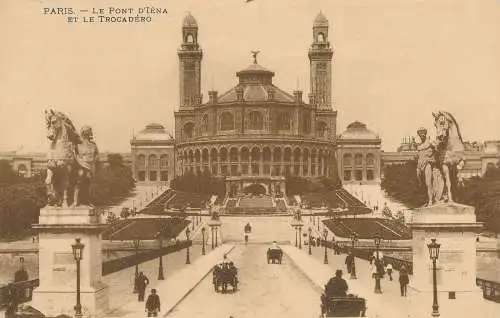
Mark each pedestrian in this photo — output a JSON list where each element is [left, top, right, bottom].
[[386, 263, 393, 281], [135, 272, 150, 301], [145, 288, 161, 317], [316, 237, 321, 247], [399, 265, 409, 296]]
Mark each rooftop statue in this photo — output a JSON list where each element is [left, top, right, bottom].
[[416, 111, 465, 206], [44, 109, 98, 207]]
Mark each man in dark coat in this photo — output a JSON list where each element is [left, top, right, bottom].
[[145, 289, 161, 317], [325, 269, 349, 297], [321, 269, 349, 315], [136, 272, 150, 301], [399, 265, 410, 296]]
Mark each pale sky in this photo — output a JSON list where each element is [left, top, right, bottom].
[[1, 0, 499, 153]]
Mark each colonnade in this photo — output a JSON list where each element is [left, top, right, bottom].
[[177, 145, 335, 178]]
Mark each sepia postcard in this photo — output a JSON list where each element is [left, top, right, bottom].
[[0, 1, 499, 317]]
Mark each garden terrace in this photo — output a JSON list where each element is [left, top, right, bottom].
[[102, 217, 189, 241], [166, 191, 211, 209], [145, 188, 175, 209], [300, 188, 371, 214], [323, 217, 411, 240]]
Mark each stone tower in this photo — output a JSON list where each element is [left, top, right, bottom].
[[308, 11, 334, 109], [178, 13, 203, 108]]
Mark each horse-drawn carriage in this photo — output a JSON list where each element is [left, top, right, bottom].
[[213, 262, 238, 293], [267, 248, 283, 264], [320, 294, 367, 317]]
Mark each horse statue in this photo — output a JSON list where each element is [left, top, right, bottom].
[[45, 109, 97, 207], [432, 111, 466, 203]]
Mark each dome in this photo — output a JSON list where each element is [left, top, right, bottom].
[[236, 63, 275, 77], [134, 123, 174, 142], [314, 11, 329, 27], [340, 121, 379, 140], [183, 13, 198, 28]]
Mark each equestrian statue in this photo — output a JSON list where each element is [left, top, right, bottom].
[[416, 111, 465, 206], [45, 109, 98, 207]]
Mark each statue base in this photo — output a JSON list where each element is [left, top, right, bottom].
[[409, 202, 483, 318], [31, 206, 109, 318]]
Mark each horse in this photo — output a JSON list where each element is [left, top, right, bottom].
[[45, 109, 80, 207], [433, 111, 466, 203]]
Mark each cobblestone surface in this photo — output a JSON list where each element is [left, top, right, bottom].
[[167, 245, 322, 318]]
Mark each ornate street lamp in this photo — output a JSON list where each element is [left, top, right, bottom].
[[215, 226, 219, 247], [71, 238, 84, 318], [373, 233, 382, 294], [308, 227, 312, 255], [201, 227, 206, 255], [157, 239, 164, 280], [350, 232, 358, 279], [132, 239, 140, 293], [323, 229, 329, 264], [211, 225, 215, 249], [298, 224, 303, 249], [427, 238, 441, 317], [185, 227, 191, 264], [294, 225, 298, 247]]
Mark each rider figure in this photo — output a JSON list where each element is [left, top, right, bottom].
[[325, 269, 349, 297], [321, 269, 349, 315]]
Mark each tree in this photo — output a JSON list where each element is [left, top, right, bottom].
[[170, 172, 225, 197], [381, 160, 427, 208], [0, 160, 20, 185]]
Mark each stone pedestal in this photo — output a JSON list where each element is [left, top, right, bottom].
[[31, 207, 109, 318], [409, 203, 483, 318]]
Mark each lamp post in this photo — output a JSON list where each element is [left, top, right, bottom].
[[323, 229, 329, 264], [185, 227, 191, 264], [211, 225, 215, 249], [215, 226, 219, 247], [201, 227, 206, 255], [71, 238, 84, 318], [298, 225, 303, 249], [350, 232, 358, 279], [294, 225, 298, 247], [157, 239, 164, 280], [373, 233, 382, 294], [308, 227, 312, 255], [132, 239, 140, 293], [428, 238, 441, 317]]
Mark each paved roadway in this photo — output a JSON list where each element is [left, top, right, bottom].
[[166, 245, 322, 318]]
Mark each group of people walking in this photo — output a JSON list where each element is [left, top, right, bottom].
[[367, 253, 410, 297]]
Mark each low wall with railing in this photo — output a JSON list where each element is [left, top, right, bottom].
[[0, 279, 39, 313], [102, 240, 191, 276]]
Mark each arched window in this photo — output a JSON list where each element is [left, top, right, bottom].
[[160, 155, 169, 169], [317, 32, 325, 42], [183, 122, 194, 139], [201, 114, 208, 134], [277, 112, 291, 130], [220, 112, 234, 131], [366, 154, 375, 166], [248, 111, 264, 130], [354, 154, 363, 167], [148, 154, 158, 170], [316, 121, 328, 138], [343, 154, 352, 167], [136, 154, 146, 169], [17, 164, 27, 177], [186, 34, 194, 44]]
